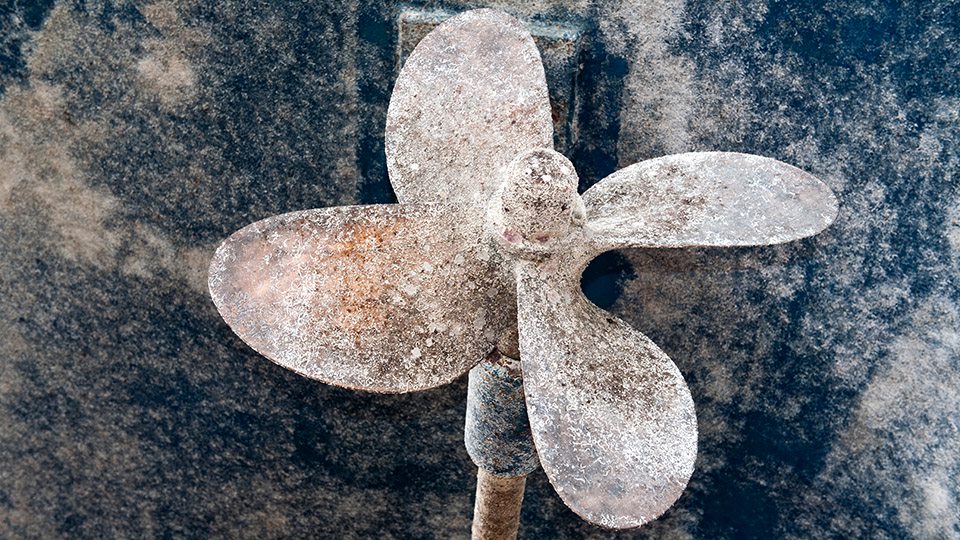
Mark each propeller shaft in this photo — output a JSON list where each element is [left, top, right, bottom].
[[472, 471, 526, 540], [465, 351, 539, 476], [465, 350, 539, 538]]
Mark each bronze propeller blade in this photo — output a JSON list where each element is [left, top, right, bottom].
[[209, 204, 513, 393], [516, 258, 698, 529], [386, 8, 554, 206], [582, 151, 839, 250]]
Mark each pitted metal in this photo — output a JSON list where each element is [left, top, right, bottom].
[[516, 258, 697, 529], [208, 204, 515, 393], [385, 8, 553, 208], [488, 148, 586, 260], [209, 7, 839, 532], [581, 151, 839, 251], [396, 8, 583, 154]]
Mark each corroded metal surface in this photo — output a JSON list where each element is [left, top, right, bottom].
[[471, 470, 527, 540], [208, 7, 840, 533], [582, 151, 839, 250], [385, 9, 553, 206], [487, 148, 585, 259], [208, 204, 513, 393], [516, 258, 698, 529], [396, 8, 583, 153], [465, 351, 539, 477]]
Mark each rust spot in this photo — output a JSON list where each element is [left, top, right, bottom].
[[325, 219, 407, 333], [209, 8, 838, 533]]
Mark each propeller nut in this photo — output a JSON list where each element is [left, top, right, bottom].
[[491, 148, 585, 257]]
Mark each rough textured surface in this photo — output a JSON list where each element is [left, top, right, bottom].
[[583, 152, 838, 249], [385, 9, 553, 206], [214, 13, 833, 529], [490, 147, 584, 257], [517, 259, 698, 529], [471, 470, 527, 540], [1, 0, 958, 538], [396, 7, 583, 153], [464, 351, 539, 477], [209, 204, 514, 393]]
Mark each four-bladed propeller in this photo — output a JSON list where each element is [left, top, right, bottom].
[[209, 8, 837, 530]]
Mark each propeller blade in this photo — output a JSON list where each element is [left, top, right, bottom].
[[208, 205, 513, 393], [582, 152, 838, 249], [385, 9, 553, 206], [516, 260, 698, 529]]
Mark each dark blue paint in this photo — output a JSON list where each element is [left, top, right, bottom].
[[356, 2, 397, 204], [1, 0, 957, 538], [0, 0, 55, 94], [571, 42, 628, 189], [580, 250, 636, 309]]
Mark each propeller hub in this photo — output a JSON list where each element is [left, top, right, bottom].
[[490, 148, 585, 257]]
